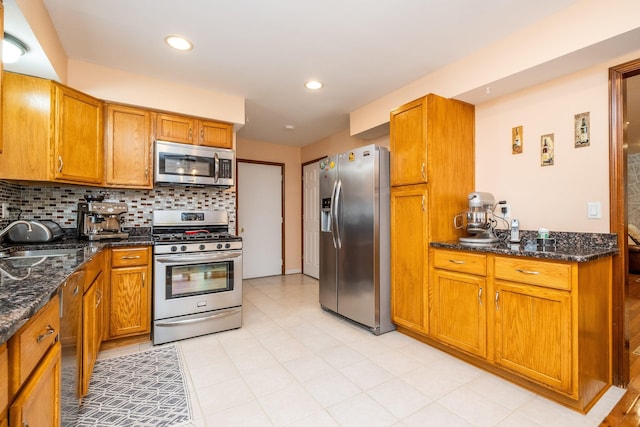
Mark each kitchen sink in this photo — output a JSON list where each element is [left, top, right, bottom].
[[0, 248, 80, 259]]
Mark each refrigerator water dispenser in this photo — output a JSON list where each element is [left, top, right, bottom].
[[321, 198, 332, 232]]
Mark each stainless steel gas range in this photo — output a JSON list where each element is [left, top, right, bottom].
[[152, 210, 242, 345]]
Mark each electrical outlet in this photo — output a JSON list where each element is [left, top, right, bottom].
[[501, 204, 511, 218], [1, 203, 8, 219]]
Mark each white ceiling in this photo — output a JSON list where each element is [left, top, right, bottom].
[[6, 0, 580, 146]]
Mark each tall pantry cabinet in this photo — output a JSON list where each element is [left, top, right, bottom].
[[389, 94, 475, 336]]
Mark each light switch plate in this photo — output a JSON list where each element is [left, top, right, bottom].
[[587, 201, 601, 219]]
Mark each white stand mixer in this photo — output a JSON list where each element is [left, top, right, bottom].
[[454, 192, 500, 246]]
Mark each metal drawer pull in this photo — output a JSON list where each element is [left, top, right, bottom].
[[421, 163, 426, 179], [121, 255, 141, 260], [495, 291, 500, 310], [37, 325, 55, 343], [58, 156, 64, 172], [516, 269, 540, 275], [448, 259, 465, 264], [478, 287, 483, 305]]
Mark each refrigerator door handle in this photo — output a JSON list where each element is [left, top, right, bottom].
[[333, 179, 342, 249], [329, 179, 339, 249]]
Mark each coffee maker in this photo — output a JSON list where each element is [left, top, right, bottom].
[[454, 192, 499, 246], [77, 201, 129, 240]]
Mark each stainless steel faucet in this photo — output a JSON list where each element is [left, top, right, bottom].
[[0, 220, 32, 240]]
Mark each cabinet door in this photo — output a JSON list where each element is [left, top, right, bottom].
[[390, 185, 429, 334], [105, 104, 152, 188], [0, 343, 7, 422], [109, 265, 150, 338], [155, 113, 194, 144], [9, 342, 61, 427], [197, 120, 233, 148], [390, 97, 427, 186], [53, 84, 103, 184], [432, 270, 486, 357], [81, 273, 103, 397], [493, 280, 572, 394]]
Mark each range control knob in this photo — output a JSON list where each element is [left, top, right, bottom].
[[216, 243, 223, 249], [180, 245, 187, 252], [171, 246, 178, 252], [199, 244, 206, 251], [225, 243, 231, 249]]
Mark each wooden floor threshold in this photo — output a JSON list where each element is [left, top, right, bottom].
[[601, 377, 640, 426]]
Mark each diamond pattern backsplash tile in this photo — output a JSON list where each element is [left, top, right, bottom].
[[0, 181, 236, 234]]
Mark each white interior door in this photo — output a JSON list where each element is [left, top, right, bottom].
[[303, 162, 320, 279], [237, 161, 283, 279]]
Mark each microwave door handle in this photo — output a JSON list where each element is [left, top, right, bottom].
[[214, 153, 219, 183]]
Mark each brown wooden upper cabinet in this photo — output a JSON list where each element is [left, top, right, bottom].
[[0, 72, 103, 185], [105, 103, 153, 189], [154, 112, 233, 148], [390, 97, 428, 186]]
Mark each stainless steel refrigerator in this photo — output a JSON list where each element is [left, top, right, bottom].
[[319, 144, 395, 335]]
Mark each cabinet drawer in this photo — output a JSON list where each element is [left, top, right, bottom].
[[8, 295, 60, 397], [433, 250, 487, 276], [111, 247, 149, 267], [494, 256, 572, 290]]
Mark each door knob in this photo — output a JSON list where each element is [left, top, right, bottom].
[[240, 227, 245, 233]]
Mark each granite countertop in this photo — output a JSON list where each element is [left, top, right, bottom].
[[431, 230, 619, 262], [0, 233, 154, 345]]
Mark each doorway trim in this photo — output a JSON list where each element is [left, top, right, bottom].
[[236, 158, 286, 276], [301, 156, 327, 277], [610, 57, 640, 387]]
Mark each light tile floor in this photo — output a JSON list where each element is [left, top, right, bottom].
[[99, 274, 625, 427]]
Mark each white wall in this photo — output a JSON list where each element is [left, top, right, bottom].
[[350, 0, 640, 137], [475, 52, 639, 233], [68, 60, 245, 126]]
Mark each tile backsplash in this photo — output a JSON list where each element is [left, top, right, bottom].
[[0, 181, 236, 234]]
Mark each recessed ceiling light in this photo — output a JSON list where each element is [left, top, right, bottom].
[[305, 80, 323, 90], [284, 125, 295, 130], [165, 35, 193, 51], [3, 33, 28, 64]]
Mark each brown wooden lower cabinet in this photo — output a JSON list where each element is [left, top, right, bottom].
[[6, 296, 61, 427], [399, 248, 613, 413], [106, 246, 152, 340], [0, 343, 7, 424], [81, 270, 104, 397], [390, 185, 429, 334], [9, 342, 60, 427]]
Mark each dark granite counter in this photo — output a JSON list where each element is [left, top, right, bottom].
[[431, 230, 619, 262], [0, 233, 153, 345]]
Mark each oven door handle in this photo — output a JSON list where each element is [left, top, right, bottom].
[[155, 307, 241, 326], [155, 252, 241, 263]]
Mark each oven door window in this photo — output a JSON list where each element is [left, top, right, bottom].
[[166, 261, 233, 299], [159, 153, 214, 178]]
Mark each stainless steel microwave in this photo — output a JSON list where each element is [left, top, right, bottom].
[[154, 140, 234, 187]]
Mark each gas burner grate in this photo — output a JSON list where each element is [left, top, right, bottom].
[[152, 232, 240, 243]]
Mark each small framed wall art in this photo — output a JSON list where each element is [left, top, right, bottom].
[[575, 112, 590, 147], [512, 126, 523, 154], [541, 133, 554, 166]]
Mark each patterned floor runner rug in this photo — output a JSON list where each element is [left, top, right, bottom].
[[75, 345, 192, 426]]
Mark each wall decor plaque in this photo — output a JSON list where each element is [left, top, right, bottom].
[[541, 134, 554, 166], [575, 112, 590, 147], [512, 126, 523, 154]]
